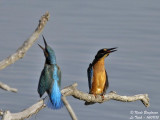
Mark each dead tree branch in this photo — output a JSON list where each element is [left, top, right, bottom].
[[1, 99, 45, 120], [62, 97, 78, 120], [0, 83, 149, 120], [62, 83, 149, 107], [1, 97, 76, 120], [0, 82, 17, 93], [0, 12, 50, 71]]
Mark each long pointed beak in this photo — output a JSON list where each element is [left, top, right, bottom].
[[38, 44, 45, 51], [42, 35, 47, 48], [107, 47, 117, 53]]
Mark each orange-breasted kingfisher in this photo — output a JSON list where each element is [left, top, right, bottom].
[[87, 48, 117, 100], [37, 35, 63, 109]]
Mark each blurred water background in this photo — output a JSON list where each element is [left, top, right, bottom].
[[0, 0, 160, 120]]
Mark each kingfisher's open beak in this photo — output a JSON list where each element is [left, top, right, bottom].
[[38, 35, 48, 51], [107, 47, 117, 53], [38, 35, 49, 57]]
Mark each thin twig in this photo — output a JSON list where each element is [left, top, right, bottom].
[[0, 82, 17, 93], [62, 97, 78, 120]]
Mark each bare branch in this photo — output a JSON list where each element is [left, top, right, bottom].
[[1, 99, 45, 120], [1, 98, 77, 120], [61, 83, 150, 107], [62, 97, 78, 120], [0, 83, 149, 120], [0, 81, 17, 93], [0, 12, 50, 71]]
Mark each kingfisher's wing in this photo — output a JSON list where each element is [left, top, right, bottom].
[[103, 70, 109, 94], [57, 65, 61, 87], [38, 66, 47, 97], [38, 65, 53, 97], [87, 63, 93, 92]]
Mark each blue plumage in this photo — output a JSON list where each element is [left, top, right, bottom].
[[38, 35, 63, 109], [87, 63, 93, 91], [48, 80, 63, 109]]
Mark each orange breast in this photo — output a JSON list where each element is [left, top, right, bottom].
[[91, 58, 106, 95]]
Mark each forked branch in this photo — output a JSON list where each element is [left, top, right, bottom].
[[0, 83, 149, 120]]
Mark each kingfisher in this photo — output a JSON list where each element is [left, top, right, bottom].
[[85, 48, 117, 105], [37, 35, 63, 109]]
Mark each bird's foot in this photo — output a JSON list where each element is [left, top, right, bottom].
[[100, 94, 105, 101], [93, 94, 105, 101], [93, 94, 98, 98]]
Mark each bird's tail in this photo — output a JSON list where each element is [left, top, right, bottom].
[[46, 81, 64, 109], [45, 96, 63, 110]]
